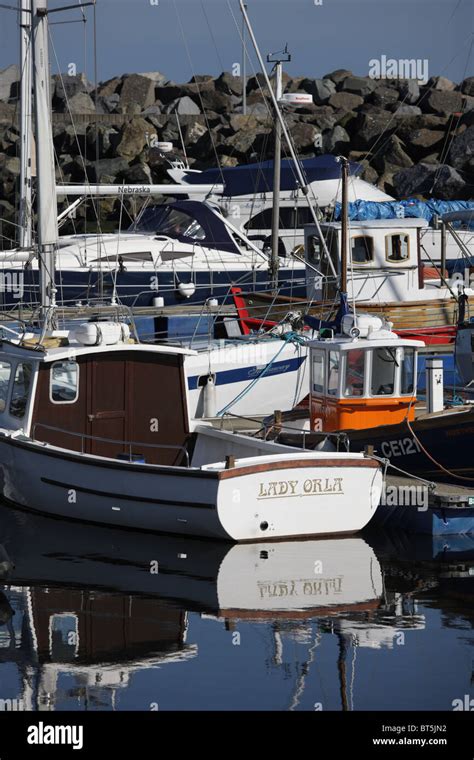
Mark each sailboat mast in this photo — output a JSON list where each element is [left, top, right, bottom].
[[32, 0, 57, 324], [340, 156, 349, 294], [270, 60, 283, 291], [19, 0, 33, 249], [238, 0, 337, 281]]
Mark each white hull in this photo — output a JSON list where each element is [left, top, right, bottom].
[[186, 338, 309, 418], [0, 429, 382, 542]]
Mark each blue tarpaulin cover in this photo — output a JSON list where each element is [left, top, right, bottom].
[[333, 199, 474, 225]]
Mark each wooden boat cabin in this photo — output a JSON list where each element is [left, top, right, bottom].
[[0, 323, 191, 466], [309, 314, 424, 433]]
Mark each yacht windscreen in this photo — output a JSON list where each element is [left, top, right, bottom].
[[131, 207, 206, 240]]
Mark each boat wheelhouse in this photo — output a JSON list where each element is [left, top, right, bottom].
[[308, 314, 423, 433]]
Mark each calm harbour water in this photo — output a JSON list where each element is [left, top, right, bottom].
[[0, 505, 471, 712]]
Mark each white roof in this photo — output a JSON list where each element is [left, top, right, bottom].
[[0, 339, 198, 364], [309, 335, 424, 351], [311, 219, 429, 230]]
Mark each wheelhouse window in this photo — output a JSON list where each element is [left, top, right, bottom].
[[328, 351, 340, 396], [50, 360, 79, 404], [344, 349, 365, 397], [351, 236, 374, 264], [371, 347, 397, 396], [386, 234, 409, 262], [400, 347, 416, 395], [312, 351, 325, 393], [9, 362, 33, 419], [0, 361, 12, 413]]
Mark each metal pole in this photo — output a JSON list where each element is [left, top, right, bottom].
[[19, 0, 33, 249], [238, 1, 336, 278], [340, 156, 349, 293], [241, 2, 247, 115], [32, 0, 57, 326], [270, 61, 282, 290]]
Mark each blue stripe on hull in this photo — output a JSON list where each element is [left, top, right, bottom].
[[0, 267, 306, 309], [188, 356, 306, 390]]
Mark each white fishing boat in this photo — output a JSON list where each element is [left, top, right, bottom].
[[0, 329, 382, 541]]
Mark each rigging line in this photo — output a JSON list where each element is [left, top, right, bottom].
[[199, 0, 226, 73], [431, 36, 473, 194], [111, 185, 126, 305], [171, 0, 224, 185], [446, 0, 464, 27], [225, 0, 276, 120], [48, 28, 103, 240]]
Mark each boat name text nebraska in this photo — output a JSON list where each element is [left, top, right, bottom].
[[257, 477, 344, 499]]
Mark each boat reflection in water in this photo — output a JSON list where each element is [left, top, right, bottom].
[[0, 508, 471, 711]]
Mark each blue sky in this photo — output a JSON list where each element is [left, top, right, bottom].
[[0, 0, 472, 85]]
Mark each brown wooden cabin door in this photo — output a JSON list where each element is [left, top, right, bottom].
[[87, 357, 127, 458]]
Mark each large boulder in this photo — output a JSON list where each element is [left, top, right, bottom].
[[393, 163, 466, 199], [96, 77, 122, 98], [86, 124, 118, 157], [396, 113, 448, 142], [407, 128, 446, 158], [216, 71, 243, 96], [54, 73, 92, 108], [372, 134, 413, 174], [301, 78, 336, 105], [67, 92, 96, 114], [461, 77, 474, 97], [52, 123, 88, 155], [448, 126, 474, 171], [287, 122, 320, 151], [88, 157, 129, 183], [428, 76, 456, 91], [96, 93, 121, 113], [370, 86, 400, 108], [0, 65, 19, 102], [119, 74, 156, 112], [341, 76, 377, 98], [425, 90, 464, 115], [323, 69, 352, 87], [328, 91, 364, 111], [0, 155, 20, 198], [116, 117, 157, 160], [322, 125, 350, 153], [138, 71, 167, 87], [121, 162, 152, 184], [0, 102, 15, 123], [165, 96, 201, 115], [351, 107, 396, 150], [184, 120, 208, 147], [396, 79, 420, 105], [393, 104, 422, 117], [310, 105, 338, 131], [199, 88, 232, 114], [224, 125, 271, 158]]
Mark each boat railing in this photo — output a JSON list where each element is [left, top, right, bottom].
[[218, 412, 350, 452], [31, 422, 190, 466]]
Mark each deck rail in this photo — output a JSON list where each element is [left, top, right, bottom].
[[31, 422, 190, 466]]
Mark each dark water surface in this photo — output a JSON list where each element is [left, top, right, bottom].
[[0, 506, 471, 712]]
